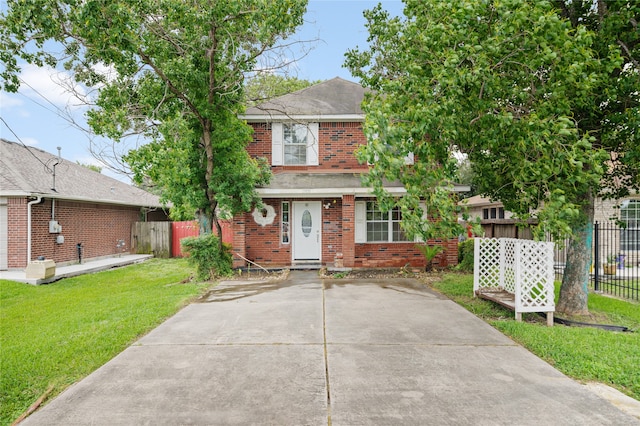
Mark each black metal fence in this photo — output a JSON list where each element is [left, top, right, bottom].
[[554, 221, 639, 301]]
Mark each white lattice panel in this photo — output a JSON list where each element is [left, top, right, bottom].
[[474, 238, 501, 291], [474, 238, 555, 319], [515, 239, 555, 313]]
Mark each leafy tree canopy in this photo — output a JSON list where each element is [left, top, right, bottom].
[[345, 0, 639, 314], [76, 161, 102, 173], [244, 73, 321, 106], [1, 0, 308, 233]]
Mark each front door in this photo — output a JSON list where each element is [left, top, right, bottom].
[[292, 201, 322, 261]]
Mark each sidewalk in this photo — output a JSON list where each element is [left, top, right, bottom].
[[21, 270, 640, 425], [0, 254, 153, 285]]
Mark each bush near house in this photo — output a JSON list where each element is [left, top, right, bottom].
[[181, 233, 233, 280], [456, 239, 475, 272]]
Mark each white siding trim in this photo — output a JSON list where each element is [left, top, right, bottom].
[[271, 122, 283, 165], [307, 122, 319, 166], [355, 201, 366, 243]]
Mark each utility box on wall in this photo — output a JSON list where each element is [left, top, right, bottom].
[[25, 259, 56, 279], [49, 220, 62, 233]]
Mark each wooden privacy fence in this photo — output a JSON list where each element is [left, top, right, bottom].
[[133, 220, 234, 258], [171, 220, 234, 258], [131, 222, 171, 258]]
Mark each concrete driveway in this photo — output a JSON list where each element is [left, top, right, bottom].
[[22, 271, 639, 425]]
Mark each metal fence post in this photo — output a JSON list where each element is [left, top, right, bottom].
[[594, 221, 599, 292]]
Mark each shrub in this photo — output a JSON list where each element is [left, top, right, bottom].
[[457, 239, 475, 272], [415, 244, 444, 272], [181, 234, 233, 280]]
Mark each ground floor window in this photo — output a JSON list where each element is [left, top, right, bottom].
[[365, 201, 409, 242], [621, 199, 640, 251]]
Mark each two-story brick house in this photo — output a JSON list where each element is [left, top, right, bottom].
[[233, 77, 468, 269]]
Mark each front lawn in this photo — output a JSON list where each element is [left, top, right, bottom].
[[0, 258, 206, 425], [429, 273, 640, 402]]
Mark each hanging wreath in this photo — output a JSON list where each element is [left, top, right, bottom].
[[252, 205, 276, 227]]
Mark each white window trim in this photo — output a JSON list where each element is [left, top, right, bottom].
[[355, 200, 416, 243], [271, 122, 319, 166], [621, 199, 640, 251]]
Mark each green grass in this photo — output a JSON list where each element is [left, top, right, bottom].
[[0, 258, 207, 425], [429, 273, 640, 402]]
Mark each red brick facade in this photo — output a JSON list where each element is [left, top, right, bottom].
[[232, 120, 460, 270], [247, 122, 369, 173], [5, 197, 161, 269]]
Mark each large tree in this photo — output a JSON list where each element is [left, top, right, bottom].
[[345, 0, 639, 314], [1, 0, 307, 240]]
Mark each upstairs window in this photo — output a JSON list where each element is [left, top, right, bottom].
[[271, 122, 319, 166], [621, 199, 640, 251]]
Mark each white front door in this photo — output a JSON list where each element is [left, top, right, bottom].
[[292, 201, 322, 261]]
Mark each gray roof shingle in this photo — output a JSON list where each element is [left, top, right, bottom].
[[243, 77, 367, 119], [0, 139, 165, 207]]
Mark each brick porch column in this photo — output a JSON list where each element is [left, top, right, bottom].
[[342, 194, 355, 267], [232, 212, 247, 268]]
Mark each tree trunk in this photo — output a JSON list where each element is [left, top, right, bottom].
[[556, 192, 594, 315], [196, 209, 213, 235]]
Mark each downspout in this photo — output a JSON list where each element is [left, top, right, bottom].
[[27, 196, 43, 265]]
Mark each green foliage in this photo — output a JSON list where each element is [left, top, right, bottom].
[[456, 239, 474, 272], [345, 0, 639, 314], [181, 234, 233, 280], [415, 243, 443, 271], [76, 161, 102, 173], [0, 259, 205, 425], [1, 0, 307, 229], [245, 74, 321, 106]]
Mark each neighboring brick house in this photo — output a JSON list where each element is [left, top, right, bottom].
[[235, 77, 468, 269], [0, 139, 168, 270]]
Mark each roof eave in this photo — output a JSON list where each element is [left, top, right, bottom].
[[0, 191, 166, 209], [240, 113, 364, 122]]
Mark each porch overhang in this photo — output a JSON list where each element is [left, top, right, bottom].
[[255, 172, 470, 199]]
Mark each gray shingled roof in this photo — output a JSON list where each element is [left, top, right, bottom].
[[256, 172, 470, 198], [0, 139, 164, 207], [242, 77, 367, 119]]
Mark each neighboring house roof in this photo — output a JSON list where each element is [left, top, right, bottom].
[[0, 139, 164, 208], [258, 172, 470, 198], [460, 195, 504, 208], [241, 77, 367, 121]]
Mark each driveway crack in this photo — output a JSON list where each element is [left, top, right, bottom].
[[322, 279, 332, 426]]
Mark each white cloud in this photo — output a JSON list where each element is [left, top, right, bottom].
[[18, 64, 89, 110]]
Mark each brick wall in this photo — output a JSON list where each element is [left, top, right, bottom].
[[7, 197, 143, 268], [232, 196, 460, 269], [247, 122, 369, 172], [7, 198, 27, 269], [243, 200, 291, 266]]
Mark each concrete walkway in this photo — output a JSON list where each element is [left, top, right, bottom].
[[0, 254, 153, 284], [22, 271, 639, 425]]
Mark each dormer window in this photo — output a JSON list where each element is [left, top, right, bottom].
[[271, 122, 319, 166]]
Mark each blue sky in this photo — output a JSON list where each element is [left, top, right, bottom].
[[0, 0, 403, 181]]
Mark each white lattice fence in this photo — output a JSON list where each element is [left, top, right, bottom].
[[474, 238, 555, 325]]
